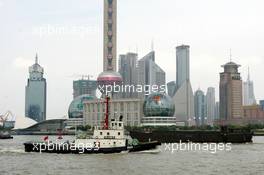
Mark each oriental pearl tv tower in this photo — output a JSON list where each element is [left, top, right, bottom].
[[97, 0, 122, 97]]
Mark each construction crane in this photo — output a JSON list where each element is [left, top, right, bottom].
[[0, 111, 15, 129]]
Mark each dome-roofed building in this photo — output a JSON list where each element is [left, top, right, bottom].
[[142, 93, 176, 126], [68, 94, 95, 119], [144, 93, 175, 117], [221, 61, 241, 74]]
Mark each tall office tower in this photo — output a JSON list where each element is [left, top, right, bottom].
[[194, 89, 206, 126], [219, 61, 243, 124], [167, 81, 176, 97], [215, 101, 220, 120], [118, 53, 138, 98], [97, 0, 122, 97], [173, 45, 194, 126], [138, 51, 166, 98], [176, 45, 190, 90], [25, 54, 46, 122], [206, 87, 216, 125], [243, 68, 256, 106], [73, 79, 97, 99]]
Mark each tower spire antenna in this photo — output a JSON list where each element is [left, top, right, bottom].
[[35, 53, 38, 64], [151, 39, 154, 51], [248, 66, 250, 81], [229, 48, 232, 62]]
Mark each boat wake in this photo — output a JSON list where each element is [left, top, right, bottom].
[[0, 148, 26, 154], [132, 149, 161, 154]]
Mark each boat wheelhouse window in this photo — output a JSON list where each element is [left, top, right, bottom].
[[107, 132, 110, 136], [115, 123, 117, 126], [119, 123, 122, 127], [100, 132, 103, 135], [114, 142, 116, 145], [118, 132, 120, 135], [112, 123, 114, 127]]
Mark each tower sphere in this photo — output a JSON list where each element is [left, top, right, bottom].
[[97, 71, 122, 94]]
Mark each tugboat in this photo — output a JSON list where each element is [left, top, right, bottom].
[[24, 96, 161, 154]]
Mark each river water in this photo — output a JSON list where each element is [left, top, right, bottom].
[[0, 136, 264, 175]]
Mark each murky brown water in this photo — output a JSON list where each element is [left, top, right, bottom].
[[0, 136, 264, 175]]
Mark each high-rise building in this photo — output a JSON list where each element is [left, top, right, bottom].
[[97, 0, 122, 98], [167, 81, 176, 98], [194, 89, 206, 126], [243, 68, 256, 106], [73, 79, 97, 99], [138, 51, 166, 98], [176, 45, 190, 91], [215, 101, 220, 120], [173, 45, 194, 126], [219, 61, 243, 125], [25, 54, 46, 122], [118, 52, 138, 98], [206, 87, 216, 125]]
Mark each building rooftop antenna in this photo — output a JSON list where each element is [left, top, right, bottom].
[[35, 53, 38, 64], [229, 49, 232, 62], [248, 66, 250, 81], [151, 39, 154, 51]]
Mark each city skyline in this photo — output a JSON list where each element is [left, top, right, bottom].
[[0, 0, 264, 125]]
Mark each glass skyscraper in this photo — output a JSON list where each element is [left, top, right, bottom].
[[176, 45, 190, 90], [138, 51, 166, 98], [25, 55, 46, 122], [173, 45, 194, 126], [118, 52, 138, 98], [206, 87, 216, 125], [194, 89, 206, 126]]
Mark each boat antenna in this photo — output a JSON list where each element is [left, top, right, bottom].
[[104, 96, 110, 129]]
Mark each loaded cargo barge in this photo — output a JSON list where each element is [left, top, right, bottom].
[[130, 128, 253, 143]]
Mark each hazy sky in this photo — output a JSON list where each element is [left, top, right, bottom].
[[0, 0, 264, 126]]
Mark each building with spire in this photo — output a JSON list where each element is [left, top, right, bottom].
[[84, 0, 143, 127], [97, 0, 122, 98], [219, 61, 243, 125], [243, 67, 256, 106], [25, 54, 47, 122]]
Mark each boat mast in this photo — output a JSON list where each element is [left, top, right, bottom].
[[104, 96, 110, 129]]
